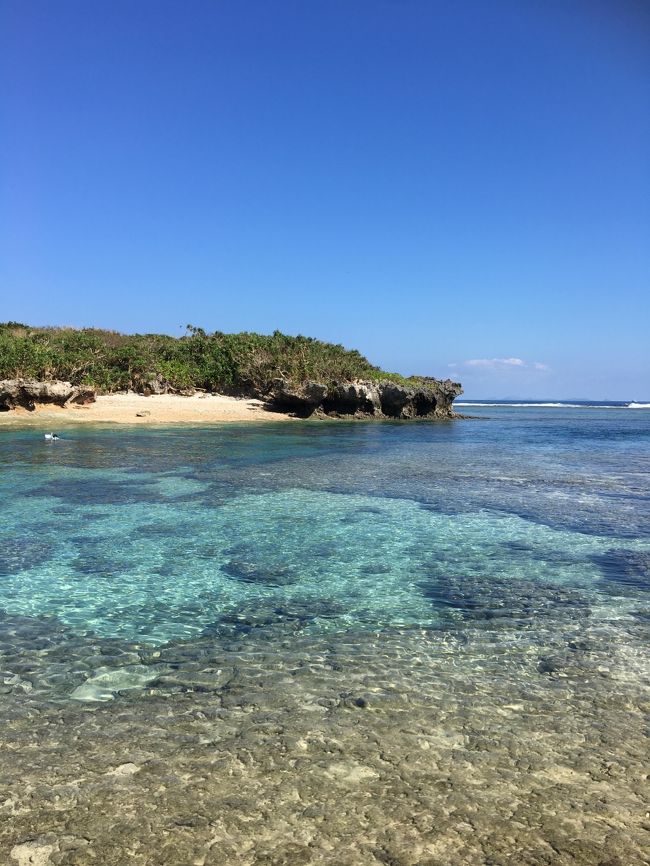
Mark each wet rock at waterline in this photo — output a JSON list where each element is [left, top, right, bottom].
[[267, 376, 462, 418]]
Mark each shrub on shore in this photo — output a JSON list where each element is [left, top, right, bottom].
[[0, 323, 424, 395]]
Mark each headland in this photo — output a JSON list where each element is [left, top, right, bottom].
[[0, 323, 462, 423]]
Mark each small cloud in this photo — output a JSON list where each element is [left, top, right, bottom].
[[453, 358, 551, 373], [465, 357, 525, 369]]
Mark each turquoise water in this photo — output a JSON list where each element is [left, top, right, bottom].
[[3, 408, 650, 863], [1, 408, 648, 648]]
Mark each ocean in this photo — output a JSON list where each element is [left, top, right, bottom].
[[1, 406, 649, 864], [458, 399, 650, 408]]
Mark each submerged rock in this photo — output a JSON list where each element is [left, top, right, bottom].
[[0, 538, 53, 576], [70, 664, 169, 701], [222, 559, 298, 586], [594, 549, 650, 592]]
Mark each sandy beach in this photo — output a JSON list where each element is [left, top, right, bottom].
[[0, 393, 293, 426]]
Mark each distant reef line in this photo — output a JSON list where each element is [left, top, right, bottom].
[[0, 322, 462, 419]]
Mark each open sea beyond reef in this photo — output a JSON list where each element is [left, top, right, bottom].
[[1, 406, 649, 866]]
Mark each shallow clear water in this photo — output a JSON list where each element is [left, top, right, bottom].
[[1, 408, 649, 647], [2, 409, 649, 864]]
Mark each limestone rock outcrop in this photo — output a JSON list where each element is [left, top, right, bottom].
[[267, 379, 329, 416], [135, 374, 195, 397], [0, 379, 96, 411], [323, 382, 383, 416], [139, 374, 171, 396], [267, 377, 462, 419]]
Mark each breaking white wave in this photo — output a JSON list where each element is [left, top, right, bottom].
[[458, 402, 584, 408], [457, 402, 647, 409]]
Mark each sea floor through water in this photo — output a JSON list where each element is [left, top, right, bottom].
[[1, 408, 649, 865]]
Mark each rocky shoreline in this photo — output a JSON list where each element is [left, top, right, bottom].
[[267, 377, 462, 418], [0, 376, 462, 420]]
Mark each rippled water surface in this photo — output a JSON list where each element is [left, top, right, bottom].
[[2, 409, 649, 865]]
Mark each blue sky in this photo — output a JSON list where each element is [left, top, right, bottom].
[[2, 0, 648, 398]]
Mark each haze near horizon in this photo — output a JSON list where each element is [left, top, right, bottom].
[[1, 0, 648, 399]]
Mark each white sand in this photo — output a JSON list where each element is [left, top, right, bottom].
[[0, 393, 293, 426]]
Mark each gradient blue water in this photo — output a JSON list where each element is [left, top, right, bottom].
[[1, 408, 649, 647]]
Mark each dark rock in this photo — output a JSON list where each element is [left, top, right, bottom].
[[0, 538, 53, 575], [376, 378, 462, 419], [537, 657, 560, 675], [267, 376, 462, 419], [139, 373, 172, 396], [322, 382, 382, 416], [29, 478, 163, 506], [378, 382, 413, 418], [359, 563, 392, 575], [0, 379, 96, 411], [68, 385, 96, 404], [567, 638, 592, 651], [222, 559, 298, 586], [267, 379, 329, 416], [131, 372, 194, 396], [419, 569, 592, 627], [594, 549, 650, 592]]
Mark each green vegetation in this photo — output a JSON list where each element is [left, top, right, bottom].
[[0, 323, 423, 394]]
